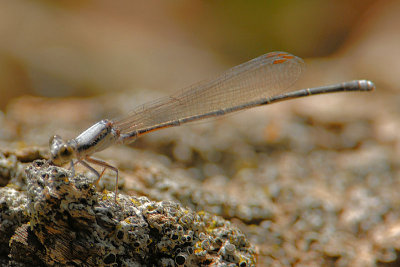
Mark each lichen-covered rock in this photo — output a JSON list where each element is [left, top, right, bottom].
[[130, 160, 273, 224], [14, 160, 256, 266], [0, 152, 28, 189], [0, 187, 29, 256]]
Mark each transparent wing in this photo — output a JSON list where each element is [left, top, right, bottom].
[[114, 51, 305, 141]]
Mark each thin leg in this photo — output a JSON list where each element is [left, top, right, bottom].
[[78, 160, 101, 178], [68, 160, 75, 177], [95, 168, 107, 186], [85, 157, 119, 203]]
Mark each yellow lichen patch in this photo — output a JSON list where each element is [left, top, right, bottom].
[[130, 198, 141, 206]]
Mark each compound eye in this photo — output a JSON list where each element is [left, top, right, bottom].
[[59, 145, 73, 158]]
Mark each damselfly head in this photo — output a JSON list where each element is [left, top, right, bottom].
[[49, 135, 76, 166]]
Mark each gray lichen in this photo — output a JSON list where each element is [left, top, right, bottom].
[[0, 153, 27, 189], [0, 187, 29, 256], [5, 160, 255, 266]]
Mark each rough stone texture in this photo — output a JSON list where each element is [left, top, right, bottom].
[[2, 159, 255, 266], [0, 187, 29, 256]]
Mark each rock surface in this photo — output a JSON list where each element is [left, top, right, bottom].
[[1, 158, 255, 266]]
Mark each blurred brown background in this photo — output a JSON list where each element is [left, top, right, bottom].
[[0, 0, 387, 110]]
